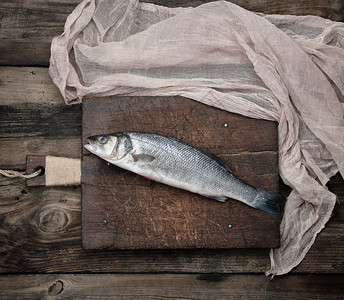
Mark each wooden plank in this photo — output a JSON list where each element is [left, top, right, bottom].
[[82, 96, 280, 250], [147, 0, 344, 18], [0, 0, 80, 66], [0, 66, 64, 105], [0, 273, 343, 299], [0, 67, 81, 169], [0, 0, 343, 66]]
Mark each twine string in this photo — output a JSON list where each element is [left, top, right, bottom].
[[0, 168, 42, 179]]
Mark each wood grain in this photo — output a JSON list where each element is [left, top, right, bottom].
[[0, 273, 343, 299], [0, 67, 81, 169], [0, 174, 343, 274], [146, 0, 344, 19], [0, 0, 81, 66], [82, 96, 281, 250], [0, 0, 342, 66]]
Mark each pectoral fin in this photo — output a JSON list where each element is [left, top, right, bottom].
[[132, 153, 155, 163]]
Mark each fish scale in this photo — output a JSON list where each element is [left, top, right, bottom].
[[129, 133, 252, 199], [131, 135, 229, 189]]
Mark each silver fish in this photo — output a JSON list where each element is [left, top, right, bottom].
[[84, 132, 285, 214]]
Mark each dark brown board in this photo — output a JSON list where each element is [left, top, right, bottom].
[[81, 96, 281, 250]]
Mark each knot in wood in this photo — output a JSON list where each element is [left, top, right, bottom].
[[38, 208, 68, 233], [48, 280, 64, 296]]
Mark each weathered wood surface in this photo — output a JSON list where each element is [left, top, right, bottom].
[[0, 0, 343, 66], [0, 67, 343, 275], [0, 0, 344, 296], [0, 173, 343, 274], [0, 67, 81, 169], [0, 274, 344, 299], [82, 96, 280, 250]]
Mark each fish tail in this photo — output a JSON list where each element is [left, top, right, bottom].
[[252, 188, 286, 214]]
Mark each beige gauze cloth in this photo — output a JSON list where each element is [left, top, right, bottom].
[[49, 0, 344, 276]]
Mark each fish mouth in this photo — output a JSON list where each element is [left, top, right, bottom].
[[84, 141, 97, 153]]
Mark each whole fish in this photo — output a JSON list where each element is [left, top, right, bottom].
[[84, 132, 285, 214]]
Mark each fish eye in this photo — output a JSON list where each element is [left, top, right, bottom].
[[96, 136, 108, 144]]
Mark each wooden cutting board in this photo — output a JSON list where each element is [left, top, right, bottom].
[[82, 96, 281, 250]]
